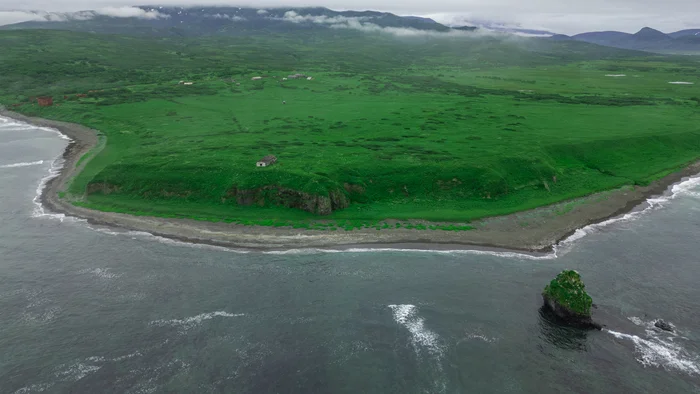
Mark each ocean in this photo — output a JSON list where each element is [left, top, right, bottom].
[[1, 116, 699, 393]]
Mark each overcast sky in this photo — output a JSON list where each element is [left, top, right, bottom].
[[0, 0, 697, 35]]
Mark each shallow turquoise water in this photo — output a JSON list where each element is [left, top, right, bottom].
[[1, 116, 699, 393]]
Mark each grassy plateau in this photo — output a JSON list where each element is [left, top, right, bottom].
[[1, 29, 699, 229]]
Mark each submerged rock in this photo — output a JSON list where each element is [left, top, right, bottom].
[[542, 270, 601, 330], [654, 319, 674, 332]]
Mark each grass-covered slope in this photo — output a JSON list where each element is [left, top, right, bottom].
[[2, 30, 700, 227]]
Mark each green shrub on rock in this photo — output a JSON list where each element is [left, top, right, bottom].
[[543, 270, 592, 317]]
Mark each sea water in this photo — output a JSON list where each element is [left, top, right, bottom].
[[1, 116, 699, 393]]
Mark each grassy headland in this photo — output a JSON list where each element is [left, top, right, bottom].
[[1, 29, 699, 230]]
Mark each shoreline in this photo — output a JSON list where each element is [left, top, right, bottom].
[[3, 108, 700, 254]]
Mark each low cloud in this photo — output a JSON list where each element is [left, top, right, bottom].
[[208, 13, 246, 21], [95, 6, 168, 19], [0, 6, 167, 26], [279, 10, 483, 37], [281, 10, 372, 25]]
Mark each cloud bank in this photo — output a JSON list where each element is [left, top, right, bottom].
[[279, 10, 481, 37], [0, 6, 168, 26], [1, 1, 698, 34]]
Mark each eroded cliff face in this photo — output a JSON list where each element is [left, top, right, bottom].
[[226, 186, 350, 215]]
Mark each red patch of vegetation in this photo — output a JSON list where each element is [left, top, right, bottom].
[[37, 96, 53, 107]]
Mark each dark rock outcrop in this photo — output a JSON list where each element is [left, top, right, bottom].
[[86, 182, 122, 195], [227, 185, 349, 215], [654, 319, 674, 332], [542, 270, 601, 330]]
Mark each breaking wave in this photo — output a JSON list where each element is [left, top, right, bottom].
[[551, 175, 700, 257], [388, 304, 446, 392], [30, 157, 83, 223], [606, 327, 700, 375], [0, 160, 44, 169], [78, 267, 122, 279], [150, 311, 245, 331], [388, 304, 442, 355]]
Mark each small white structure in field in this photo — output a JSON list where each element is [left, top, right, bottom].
[[183, 82, 194, 85], [282, 77, 288, 81], [307, 77, 313, 80], [256, 155, 277, 167], [178, 80, 184, 84], [251, 76, 262, 80]]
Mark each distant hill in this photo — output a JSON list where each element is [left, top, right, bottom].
[[0, 6, 476, 37], [568, 27, 700, 54], [669, 29, 700, 38]]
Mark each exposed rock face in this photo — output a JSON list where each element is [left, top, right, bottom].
[[87, 182, 122, 195], [227, 185, 349, 215], [654, 319, 674, 332], [542, 270, 601, 330]]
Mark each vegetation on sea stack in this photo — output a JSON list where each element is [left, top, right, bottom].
[[543, 270, 592, 317]]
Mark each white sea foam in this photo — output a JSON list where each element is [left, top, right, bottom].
[[628, 316, 683, 338], [464, 332, 498, 343], [0, 115, 79, 223], [551, 175, 700, 256], [388, 304, 446, 392], [12, 383, 54, 393], [91, 227, 249, 253], [20, 306, 61, 325], [78, 267, 122, 279], [388, 304, 442, 355], [0, 116, 71, 141], [30, 156, 86, 224], [31, 157, 68, 221], [112, 351, 143, 362], [605, 74, 627, 77], [0, 160, 44, 169], [150, 311, 244, 331], [668, 81, 694, 85], [266, 247, 555, 260], [605, 328, 700, 375], [54, 363, 101, 382]]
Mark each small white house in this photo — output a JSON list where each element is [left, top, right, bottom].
[[307, 77, 313, 80], [183, 82, 194, 85], [282, 77, 288, 81], [251, 76, 263, 81], [256, 155, 277, 167]]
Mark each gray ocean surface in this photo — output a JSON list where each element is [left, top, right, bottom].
[[1, 116, 699, 393]]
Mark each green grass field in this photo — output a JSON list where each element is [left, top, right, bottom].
[[2, 30, 699, 228]]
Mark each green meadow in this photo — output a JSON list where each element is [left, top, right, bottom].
[[2, 30, 699, 228]]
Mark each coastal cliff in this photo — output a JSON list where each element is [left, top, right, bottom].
[[226, 185, 350, 215]]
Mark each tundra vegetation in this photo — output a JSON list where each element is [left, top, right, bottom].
[[1, 29, 699, 229]]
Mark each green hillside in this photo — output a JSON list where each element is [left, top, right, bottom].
[[2, 29, 699, 228]]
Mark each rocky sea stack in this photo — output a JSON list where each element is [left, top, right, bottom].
[[542, 270, 601, 330]]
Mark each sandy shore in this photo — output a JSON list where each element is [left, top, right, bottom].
[[3, 107, 699, 253]]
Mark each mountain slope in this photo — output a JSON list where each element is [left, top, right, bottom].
[[669, 29, 700, 38], [0, 6, 462, 37], [571, 27, 700, 53]]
